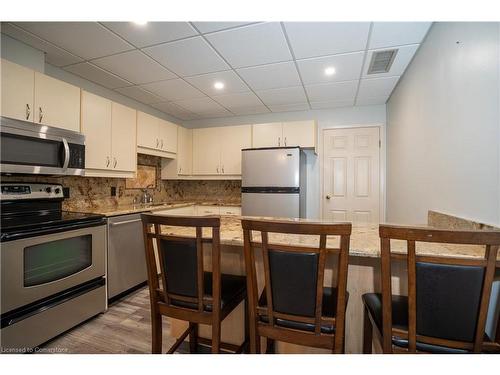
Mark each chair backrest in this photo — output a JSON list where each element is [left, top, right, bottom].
[[241, 218, 352, 340], [141, 213, 221, 314], [379, 224, 500, 353]]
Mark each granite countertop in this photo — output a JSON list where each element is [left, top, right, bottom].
[[159, 216, 500, 262]]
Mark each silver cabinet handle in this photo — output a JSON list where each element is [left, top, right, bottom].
[[278, 137, 280, 146], [156, 138, 159, 148], [109, 218, 142, 227], [26, 104, 30, 120], [222, 165, 224, 174], [161, 139, 164, 149], [38, 107, 43, 123], [106, 156, 110, 167], [284, 137, 287, 146], [216, 166, 219, 173], [113, 157, 117, 168], [179, 167, 182, 173]]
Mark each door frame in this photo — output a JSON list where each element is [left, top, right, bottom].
[[319, 124, 386, 223]]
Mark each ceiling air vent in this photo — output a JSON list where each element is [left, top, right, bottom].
[[367, 49, 398, 74]]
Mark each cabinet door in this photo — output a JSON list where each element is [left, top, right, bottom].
[[137, 111, 159, 149], [192, 127, 220, 175], [111, 102, 136, 172], [1, 59, 34, 122], [220, 125, 251, 175], [282, 120, 317, 148], [158, 119, 177, 153], [81, 91, 112, 170], [177, 126, 192, 175], [34, 72, 80, 132], [252, 123, 283, 148]]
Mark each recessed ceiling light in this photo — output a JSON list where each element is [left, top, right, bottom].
[[214, 81, 225, 90], [324, 67, 336, 76], [133, 21, 148, 26]]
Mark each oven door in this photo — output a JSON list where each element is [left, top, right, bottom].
[[1, 224, 106, 314]]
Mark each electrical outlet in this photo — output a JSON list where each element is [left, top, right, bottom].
[[110, 186, 116, 197], [63, 187, 70, 198]]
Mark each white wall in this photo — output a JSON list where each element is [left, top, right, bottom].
[[386, 22, 500, 226]]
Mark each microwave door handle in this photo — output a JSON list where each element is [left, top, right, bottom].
[[62, 138, 70, 170]]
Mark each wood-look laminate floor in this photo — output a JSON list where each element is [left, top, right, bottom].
[[40, 286, 178, 354]]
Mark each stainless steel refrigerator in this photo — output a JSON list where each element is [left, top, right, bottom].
[[241, 147, 306, 218]]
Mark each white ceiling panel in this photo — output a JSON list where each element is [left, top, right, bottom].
[[297, 51, 364, 85], [143, 36, 228, 77], [205, 22, 292, 68], [355, 96, 388, 106], [1, 23, 83, 66], [64, 62, 131, 89], [310, 99, 355, 110], [173, 97, 231, 116], [230, 106, 270, 115], [305, 80, 358, 102], [370, 22, 432, 49], [236, 61, 301, 91], [114, 86, 164, 104], [14, 22, 133, 59], [185, 70, 249, 96], [192, 22, 256, 34], [362, 44, 419, 78], [212, 92, 263, 109], [283, 22, 370, 59], [92, 50, 176, 84], [357, 76, 400, 99], [101, 22, 198, 47], [268, 103, 310, 113], [140, 78, 205, 101], [150, 102, 200, 120], [255, 86, 307, 106]]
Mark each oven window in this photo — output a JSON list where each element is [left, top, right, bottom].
[[24, 235, 92, 287], [0, 133, 63, 167]]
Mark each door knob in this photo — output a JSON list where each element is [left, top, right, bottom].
[[326, 195, 331, 200]]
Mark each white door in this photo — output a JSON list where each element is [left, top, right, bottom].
[[252, 123, 283, 148], [137, 111, 159, 150], [81, 91, 112, 170], [192, 127, 220, 175], [1, 59, 34, 122], [219, 125, 251, 175], [158, 119, 177, 153], [322, 127, 380, 226], [34, 72, 80, 132], [111, 102, 136, 172]]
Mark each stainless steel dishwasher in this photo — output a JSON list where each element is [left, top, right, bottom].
[[107, 213, 148, 299]]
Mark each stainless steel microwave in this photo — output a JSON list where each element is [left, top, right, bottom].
[[0, 116, 85, 176]]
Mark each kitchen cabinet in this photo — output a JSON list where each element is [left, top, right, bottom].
[[34, 72, 81, 132], [160, 126, 192, 179], [252, 120, 317, 152], [137, 111, 177, 157], [192, 125, 251, 176], [81, 91, 137, 177], [1, 59, 34, 122]]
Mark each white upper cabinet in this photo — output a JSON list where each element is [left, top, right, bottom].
[[111, 102, 137, 173], [192, 127, 222, 175], [219, 125, 252, 175], [160, 126, 192, 179], [252, 120, 317, 151], [252, 122, 283, 148], [34, 72, 81, 132], [137, 111, 177, 157], [1, 59, 34, 122]]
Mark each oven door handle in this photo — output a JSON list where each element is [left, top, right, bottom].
[[62, 137, 70, 171], [109, 219, 142, 227]]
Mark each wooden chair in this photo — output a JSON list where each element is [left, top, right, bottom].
[[363, 224, 500, 354], [141, 213, 248, 354], [241, 218, 352, 353]]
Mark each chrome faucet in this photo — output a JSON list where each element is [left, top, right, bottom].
[[140, 184, 154, 204]]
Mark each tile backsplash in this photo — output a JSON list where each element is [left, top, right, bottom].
[[1, 154, 241, 211]]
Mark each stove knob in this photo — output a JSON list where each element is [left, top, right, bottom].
[[45, 187, 53, 194], [55, 188, 61, 195]]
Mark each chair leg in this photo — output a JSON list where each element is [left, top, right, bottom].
[[244, 298, 250, 353], [212, 320, 221, 354], [151, 309, 162, 354], [189, 323, 198, 353], [363, 305, 373, 354], [266, 338, 275, 354]]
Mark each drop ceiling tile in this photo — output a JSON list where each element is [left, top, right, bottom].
[[192, 22, 255, 34], [205, 22, 292, 68], [310, 99, 355, 110], [64, 62, 131, 89], [236, 61, 301, 91], [255, 86, 307, 106], [92, 50, 176, 84], [357, 76, 400, 99], [230, 106, 270, 115], [13, 22, 134, 59], [283, 22, 370, 59], [140, 79, 205, 101], [114, 86, 164, 104], [362, 44, 419, 78], [143, 36, 229, 76], [151, 102, 200, 120], [1, 23, 83, 66], [101, 22, 198, 47], [305, 80, 358, 102], [173, 96, 230, 116], [370, 22, 432, 49], [212, 92, 263, 109], [355, 96, 388, 106], [297, 51, 364, 85], [268, 103, 310, 113], [185, 70, 249, 96]]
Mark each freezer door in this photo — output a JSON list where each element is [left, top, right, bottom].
[[242, 147, 300, 188], [242, 192, 300, 218]]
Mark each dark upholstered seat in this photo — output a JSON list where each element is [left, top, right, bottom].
[[259, 288, 349, 334]]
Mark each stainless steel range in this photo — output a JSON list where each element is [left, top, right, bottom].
[[0, 182, 107, 351]]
